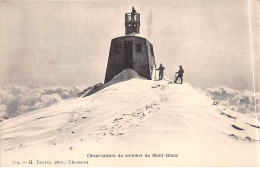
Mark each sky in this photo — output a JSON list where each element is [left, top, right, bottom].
[[0, 0, 259, 91]]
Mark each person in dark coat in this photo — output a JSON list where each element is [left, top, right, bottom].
[[131, 7, 136, 21], [175, 65, 184, 84], [156, 64, 165, 80]]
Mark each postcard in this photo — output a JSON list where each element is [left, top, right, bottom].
[[0, 0, 259, 167]]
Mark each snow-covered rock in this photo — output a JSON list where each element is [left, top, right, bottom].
[[0, 113, 9, 122]]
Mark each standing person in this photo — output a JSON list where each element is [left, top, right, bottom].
[[175, 65, 184, 84], [131, 7, 136, 21], [156, 64, 165, 80]]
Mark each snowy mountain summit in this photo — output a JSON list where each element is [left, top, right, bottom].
[[1, 69, 259, 166]]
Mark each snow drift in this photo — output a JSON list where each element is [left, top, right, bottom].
[[78, 69, 146, 97], [0, 69, 259, 166]]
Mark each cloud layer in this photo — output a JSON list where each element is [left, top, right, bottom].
[[205, 86, 259, 119], [0, 85, 83, 119]]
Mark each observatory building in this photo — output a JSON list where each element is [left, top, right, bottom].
[[104, 7, 156, 83]]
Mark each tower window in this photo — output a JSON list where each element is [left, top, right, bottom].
[[114, 43, 122, 53], [136, 44, 142, 52]]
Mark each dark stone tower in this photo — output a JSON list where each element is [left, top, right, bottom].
[[104, 7, 156, 83]]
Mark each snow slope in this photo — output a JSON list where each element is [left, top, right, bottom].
[[0, 70, 259, 166], [79, 69, 146, 97]]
